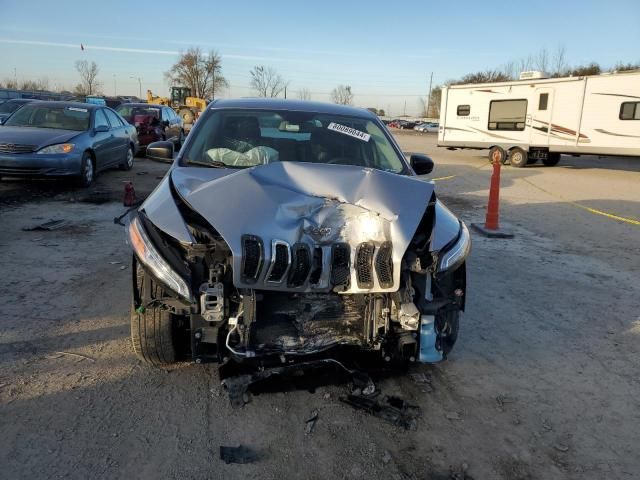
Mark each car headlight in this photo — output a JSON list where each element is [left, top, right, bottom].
[[438, 222, 470, 272], [127, 215, 191, 300], [37, 143, 75, 154]]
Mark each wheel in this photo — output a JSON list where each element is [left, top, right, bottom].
[[509, 147, 528, 168], [131, 258, 178, 365], [76, 151, 95, 187], [119, 145, 134, 171], [543, 152, 561, 166], [179, 108, 195, 125], [175, 129, 185, 151], [436, 308, 460, 358], [488, 146, 507, 164]]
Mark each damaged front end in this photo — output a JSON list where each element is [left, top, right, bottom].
[[128, 162, 470, 382]]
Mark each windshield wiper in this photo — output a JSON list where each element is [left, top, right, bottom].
[[187, 160, 228, 169]]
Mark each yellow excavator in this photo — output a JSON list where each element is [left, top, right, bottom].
[[147, 87, 207, 127]]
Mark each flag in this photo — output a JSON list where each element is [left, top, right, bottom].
[[80, 44, 84, 51]]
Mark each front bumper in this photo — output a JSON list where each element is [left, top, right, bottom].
[[0, 152, 83, 177]]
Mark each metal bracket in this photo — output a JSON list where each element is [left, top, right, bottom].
[[200, 282, 224, 322]]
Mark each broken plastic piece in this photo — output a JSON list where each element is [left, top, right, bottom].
[[340, 394, 420, 430], [419, 315, 442, 363], [305, 409, 319, 434], [22, 219, 69, 231], [219, 445, 257, 464]]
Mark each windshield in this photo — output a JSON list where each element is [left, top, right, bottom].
[[4, 105, 90, 131], [182, 109, 406, 173], [116, 105, 161, 121], [0, 102, 25, 114]]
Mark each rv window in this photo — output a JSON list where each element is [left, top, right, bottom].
[[538, 93, 548, 111], [620, 102, 640, 120], [488, 99, 527, 131], [457, 105, 471, 116]]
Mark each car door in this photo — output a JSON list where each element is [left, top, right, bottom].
[[104, 108, 128, 162], [91, 109, 114, 169]]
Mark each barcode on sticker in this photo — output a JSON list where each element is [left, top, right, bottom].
[[327, 122, 371, 142]]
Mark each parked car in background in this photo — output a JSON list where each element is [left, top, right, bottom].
[[0, 99, 41, 124], [415, 122, 439, 133], [388, 120, 417, 130], [0, 102, 138, 186], [116, 103, 184, 150]]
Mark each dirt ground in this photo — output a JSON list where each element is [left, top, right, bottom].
[[1, 136, 639, 480]]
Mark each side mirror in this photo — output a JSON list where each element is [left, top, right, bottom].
[[94, 125, 109, 133], [410, 154, 434, 175], [146, 141, 174, 163]]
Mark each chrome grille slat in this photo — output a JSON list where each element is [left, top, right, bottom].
[[375, 242, 393, 288], [355, 242, 374, 289], [241, 235, 263, 283], [288, 243, 311, 287], [266, 240, 291, 284]]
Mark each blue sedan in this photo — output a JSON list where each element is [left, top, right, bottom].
[[0, 101, 139, 186]]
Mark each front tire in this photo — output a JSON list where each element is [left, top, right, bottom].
[[509, 147, 528, 168], [179, 108, 195, 125], [131, 259, 177, 365], [119, 145, 134, 171], [76, 151, 95, 187]]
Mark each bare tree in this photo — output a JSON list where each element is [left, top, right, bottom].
[[518, 54, 534, 75], [535, 48, 550, 72], [551, 45, 568, 76], [75, 60, 101, 95], [297, 88, 312, 100], [165, 48, 227, 99], [568, 63, 601, 76], [428, 86, 442, 118], [331, 85, 353, 105], [1, 78, 18, 89], [451, 70, 511, 85], [613, 62, 640, 72], [249, 65, 288, 97]]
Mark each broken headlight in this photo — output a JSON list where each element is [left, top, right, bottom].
[[437, 222, 470, 273], [127, 215, 191, 300]]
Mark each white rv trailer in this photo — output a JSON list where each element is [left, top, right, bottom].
[[437, 71, 640, 167]]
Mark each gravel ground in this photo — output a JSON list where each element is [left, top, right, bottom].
[[1, 136, 639, 479]]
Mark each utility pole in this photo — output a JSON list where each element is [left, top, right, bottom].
[[113, 74, 117, 96], [284, 85, 287, 99], [130, 76, 142, 98], [426, 71, 433, 119], [14, 67, 17, 88], [403, 100, 406, 116]]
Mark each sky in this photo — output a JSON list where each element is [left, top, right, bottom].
[[0, 0, 639, 116]]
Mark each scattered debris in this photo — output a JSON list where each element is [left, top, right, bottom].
[[352, 371, 376, 396], [136, 171, 148, 176], [382, 450, 392, 464], [23, 219, 69, 231], [449, 462, 474, 480], [109, 261, 121, 265], [52, 351, 95, 362], [554, 443, 569, 453], [542, 421, 553, 431], [119, 265, 127, 270], [340, 394, 420, 430], [123, 182, 136, 207], [323, 392, 331, 400], [495, 394, 514, 411], [219, 445, 258, 464], [305, 409, 319, 435], [446, 412, 462, 421]]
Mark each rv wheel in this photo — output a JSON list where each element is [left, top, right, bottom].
[[543, 152, 561, 166], [509, 147, 528, 168], [488, 146, 507, 164]]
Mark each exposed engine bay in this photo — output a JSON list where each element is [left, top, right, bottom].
[[129, 161, 470, 374]]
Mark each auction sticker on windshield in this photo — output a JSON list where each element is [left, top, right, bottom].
[[327, 122, 371, 142]]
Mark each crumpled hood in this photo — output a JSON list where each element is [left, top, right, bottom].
[[0, 127, 80, 149], [145, 162, 435, 293]]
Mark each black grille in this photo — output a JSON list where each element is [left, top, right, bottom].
[[375, 242, 393, 288], [0, 143, 37, 154], [355, 242, 374, 289], [267, 243, 289, 283], [288, 243, 311, 287], [241, 235, 263, 283], [331, 243, 350, 290], [309, 247, 323, 285]]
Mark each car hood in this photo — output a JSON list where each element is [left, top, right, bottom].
[[0, 127, 81, 149], [143, 162, 436, 293]]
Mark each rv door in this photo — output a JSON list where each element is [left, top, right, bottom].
[[530, 87, 554, 147]]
